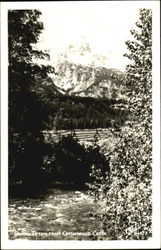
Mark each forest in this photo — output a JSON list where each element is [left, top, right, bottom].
[[45, 95, 128, 129]]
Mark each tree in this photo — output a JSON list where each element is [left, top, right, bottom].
[[124, 8, 152, 128], [89, 9, 152, 240], [8, 10, 54, 187], [8, 10, 54, 131]]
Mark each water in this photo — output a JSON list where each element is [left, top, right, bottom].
[[43, 128, 112, 143], [9, 188, 103, 240]]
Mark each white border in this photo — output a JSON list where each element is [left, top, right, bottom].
[[1, 1, 160, 249]]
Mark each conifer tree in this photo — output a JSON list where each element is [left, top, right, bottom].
[[8, 10, 54, 186]]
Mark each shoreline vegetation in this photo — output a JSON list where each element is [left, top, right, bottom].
[[9, 129, 111, 198]]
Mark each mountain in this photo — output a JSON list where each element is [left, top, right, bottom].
[[73, 67, 125, 99], [34, 75, 63, 96], [52, 41, 125, 99], [53, 61, 96, 94], [53, 61, 125, 99]]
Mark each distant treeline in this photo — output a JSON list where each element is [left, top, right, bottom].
[[10, 92, 128, 132], [45, 95, 128, 130]]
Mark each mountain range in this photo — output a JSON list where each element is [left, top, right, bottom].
[[51, 41, 125, 99]]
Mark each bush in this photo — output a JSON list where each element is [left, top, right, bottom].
[[89, 125, 152, 240], [9, 131, 51, 187], [9, 129, 110, 192], [43, 133, 110, 186]]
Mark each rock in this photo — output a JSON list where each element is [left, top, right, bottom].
[[56, 213, 64, 218], [54, 217, 69, 224]]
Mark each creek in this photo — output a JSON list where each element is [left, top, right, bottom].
[[9, 188, 105, 240]]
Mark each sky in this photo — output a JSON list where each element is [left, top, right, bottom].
[[35, 2, 146, 71]]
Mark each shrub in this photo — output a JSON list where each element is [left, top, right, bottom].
[[90, 125, 152, 240], [9, 131, 50, 187], [44, 133, 110, 186]]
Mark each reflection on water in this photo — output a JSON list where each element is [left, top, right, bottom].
[[9, 188, 103, 240]]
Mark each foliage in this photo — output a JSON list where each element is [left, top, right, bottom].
[[8, 10, 54, 131], [44, 94, 128, 129], [43, 133, 110, 186], [9, 132, 51, 187], [88, 9, 152, 240], [124, 8, 152, 127], [8, 10, 54, 186]]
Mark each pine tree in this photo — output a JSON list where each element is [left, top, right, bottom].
[[8, 10, 54, 187], [8, 10, 54, 131]]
